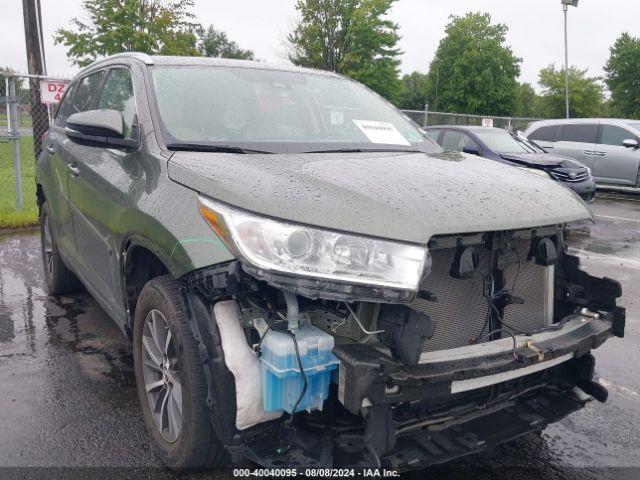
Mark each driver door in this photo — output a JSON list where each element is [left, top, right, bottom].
[[67, 67, 140, 321]]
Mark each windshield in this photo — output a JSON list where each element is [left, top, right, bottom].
[[150, 65, 441, 154], [474, 129, 537, 154]]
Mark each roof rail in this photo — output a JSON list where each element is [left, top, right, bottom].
[[105, 52, 154, 65], [79, 52, 154, 74]]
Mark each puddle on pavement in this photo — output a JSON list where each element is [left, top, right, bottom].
[[0, 231, 133, 383], [567, 218, 640, 259]]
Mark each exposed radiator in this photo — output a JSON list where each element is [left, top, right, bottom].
[[411, 241, 553, 353]]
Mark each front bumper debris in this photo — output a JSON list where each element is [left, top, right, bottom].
[[380, 387, 587, 470], [334, 314, 614, 414], [226, 314, 618, 470]]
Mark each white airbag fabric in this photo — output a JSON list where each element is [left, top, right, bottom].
[[213, 300, 283, 430]]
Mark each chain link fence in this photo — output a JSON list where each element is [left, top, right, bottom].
[[401, 108, 541, 132], [1, 73, 69, 228]]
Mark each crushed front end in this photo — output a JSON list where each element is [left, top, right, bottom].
[[181, 205, 625, 470]]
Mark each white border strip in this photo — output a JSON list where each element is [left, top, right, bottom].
[[450, 353, 574, 394], [419, 316, 589, 364]]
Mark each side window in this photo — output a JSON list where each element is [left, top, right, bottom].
[[71, 71, 105, 114], [442, 131, 479, 152], [600, 125, 637, 146], [425, 129, 441, 142], [53, 83, 77, 127], [98, 68, 137, 138], [529, 125, 559, 142], [561, 124, 598, 143]]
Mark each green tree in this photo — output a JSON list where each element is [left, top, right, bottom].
[[288, 0, 402, 101], [538, 65, 603, 118], [198, 25, 254, 60], [514, 82, 542, 118], [54, 0, 201, 67], [605, 33, 640, 118], [425, 12, 521, 116], [396, 71, 430, 110]]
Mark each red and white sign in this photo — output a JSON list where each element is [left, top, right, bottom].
[[39, 80, 70, 104], [481, 118, 494, 128]]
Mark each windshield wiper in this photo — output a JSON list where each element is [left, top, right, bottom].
[[303, 147, 424, 154], [166, 142, 274, 154]]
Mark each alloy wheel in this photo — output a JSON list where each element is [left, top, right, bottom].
[[141, 309, 183, 443]]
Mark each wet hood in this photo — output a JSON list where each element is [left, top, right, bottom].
[[168, 150, 591, 244], [499, 152, 584, 169]]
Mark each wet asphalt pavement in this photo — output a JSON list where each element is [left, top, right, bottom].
[[0, 193, 639, 479]]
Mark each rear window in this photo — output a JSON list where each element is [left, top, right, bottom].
[[560, 124, 598, 143], [529, 125, 559, 142]]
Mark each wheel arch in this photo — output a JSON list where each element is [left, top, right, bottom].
[[121, 236, 173, 336], [36, 183, 46, 215]]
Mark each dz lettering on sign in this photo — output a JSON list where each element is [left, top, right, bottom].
[[39, 80, 70, 104]]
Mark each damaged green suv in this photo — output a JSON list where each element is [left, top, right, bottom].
[[36, 53, 625, 471]]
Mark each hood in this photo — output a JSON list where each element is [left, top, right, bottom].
[[499, 152, 572, 168], [168, 150, 591, 245]]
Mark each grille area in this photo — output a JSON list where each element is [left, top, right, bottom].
[[411, 241, 553, 353], [549, 169, 589, 183]]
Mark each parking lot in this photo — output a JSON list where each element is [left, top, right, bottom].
[[0, 192, 638, 478]]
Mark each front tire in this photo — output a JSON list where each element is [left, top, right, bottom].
[[133, 275, 226, 469], [39, 202, 83, 295]]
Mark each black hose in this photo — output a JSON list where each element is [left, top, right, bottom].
[[365, 442, 382, 468], [478, 328, 519, 360], [254, 324, 272, 354], [284, 329, 308, 426]]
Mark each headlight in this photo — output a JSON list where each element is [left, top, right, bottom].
[[585, 166, 592, 177], [198, 196, 429, 291], [521, 167, 551, 178]]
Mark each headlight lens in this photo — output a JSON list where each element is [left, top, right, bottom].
[[521, 167, 551, 178], [198, 196, 429, 290]]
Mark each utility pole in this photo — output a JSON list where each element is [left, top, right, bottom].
[[563, 3, 570, 118], [562, 0, 579, 119], [22, 0, 49, 159]]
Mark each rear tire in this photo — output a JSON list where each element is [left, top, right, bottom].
[[39, 202, 83, 295], [133, 275, 226, 470]]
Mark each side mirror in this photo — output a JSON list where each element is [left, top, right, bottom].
[[463, 146, 481, 156], [65, 109, 137, 148], [622, 138, 639, 149]]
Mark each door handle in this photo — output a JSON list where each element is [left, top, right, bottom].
[[67, 163, 80, 176], [46, 144, 56, 155], [584, 150, 606, 156]]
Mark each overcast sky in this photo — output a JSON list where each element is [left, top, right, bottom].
[[1, 0, 635, 88]]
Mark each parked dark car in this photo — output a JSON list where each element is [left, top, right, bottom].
[[36, 53, 624, 471], [425, 126, 596, 202]]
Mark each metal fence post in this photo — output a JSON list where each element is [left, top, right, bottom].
[[7, 75, 23, 211], [423, 104, 429, 128]]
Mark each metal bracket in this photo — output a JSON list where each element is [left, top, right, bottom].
[[525, 340, 544, 362]]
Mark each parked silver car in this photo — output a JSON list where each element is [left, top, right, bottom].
[[524, 118, 640, 188]]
